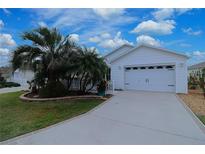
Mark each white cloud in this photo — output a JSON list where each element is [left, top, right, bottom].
[[92, 8, 125, 19], [182, 28, 202, 36], [152, 8, 192, 20], [38, 21, 47, 27], [179, 43, 191, 47], [89, 36, 101, 43], [0, 20, 4, 29], [69, 34, 80, 42], [152, 9, 174, 21], [2, 8, 11, 15], [32, 9, 137, 41], [100, 32, 111, 39], [175, 8, 192, 15], [89, 32, 111, 43], [136, 35, 161, 47], [89, 46, 99, 54], [193, 51, 205, 57], [0, 48, 10, 56], [0, 34, 16, 47], [91, 31, 133, 49], [186, 51, 205, 64], [131, 20, 175, 35]]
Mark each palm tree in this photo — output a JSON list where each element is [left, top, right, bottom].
[[11, 27, 76, 91], [12, 27, 108, 96], [77, 47, 108, 93]]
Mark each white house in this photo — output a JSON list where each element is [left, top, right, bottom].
[[105, 44, 188, 93], [8, 69, 34, 86]]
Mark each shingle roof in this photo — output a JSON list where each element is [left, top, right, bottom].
[[188, 61, 205, 70]]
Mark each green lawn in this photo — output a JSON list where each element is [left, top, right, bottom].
[[0, 91, 103, 142], [197, 115, 205, 125]]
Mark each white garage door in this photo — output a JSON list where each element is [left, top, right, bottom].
[[125, 65, 175, 92]]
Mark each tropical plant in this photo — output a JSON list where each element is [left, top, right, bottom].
[[198, 68, 205, 98], [11, 27, 76, 96], [11, 27, 108, 97], [77, 47, 108, 93], [97, 80, 107, 96], [188, 75, 198, 89]]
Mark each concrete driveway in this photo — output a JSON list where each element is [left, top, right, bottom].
[[2, 91, 205, 144]]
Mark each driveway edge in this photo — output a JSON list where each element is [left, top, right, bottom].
[[0, 96, 115, 145], [175, 94, 205, 134]]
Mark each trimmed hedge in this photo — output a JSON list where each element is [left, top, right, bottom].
[[0, 82, 21, 88]]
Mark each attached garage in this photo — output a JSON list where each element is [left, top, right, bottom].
[[124, 65, 175, 92], [105, 44, 188, 93]]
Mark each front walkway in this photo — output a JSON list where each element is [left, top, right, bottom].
[[0, 86, 28, 94], [2, 91, 205, 144]]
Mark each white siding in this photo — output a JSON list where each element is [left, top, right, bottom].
[[105, 45, 133, 63], [108, 46, 188, 93], [9, 70, 34, 86]]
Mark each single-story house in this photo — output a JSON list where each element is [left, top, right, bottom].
[[8, 69, 34, 86], [188, 61, 205, 76], [104, 44, 188, 93]]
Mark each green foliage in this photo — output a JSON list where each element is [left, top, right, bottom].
[[39, 81, 67, 98], [198, 68, 205, 98], [0, 81, 21, 89], [0, 92, 103, 141], [0, 73, 6, 83], [188, 75, 198, 89], [97, 80, 107, 92], [11, 27, 108, 97]]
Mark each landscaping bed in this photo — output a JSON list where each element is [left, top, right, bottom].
[[178, 90, 205, 125], [0, 91, 105, 142], [20, 91, 112, 102]]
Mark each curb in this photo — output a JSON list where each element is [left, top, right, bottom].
[[20, 92, 107, 102], [176, 94, 205, 134]]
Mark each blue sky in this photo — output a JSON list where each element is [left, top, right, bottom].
[[0, 8, 205, 66]]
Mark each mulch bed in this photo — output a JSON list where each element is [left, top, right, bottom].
[[20, 91, 112, 102], [178, 91, 205, 115]]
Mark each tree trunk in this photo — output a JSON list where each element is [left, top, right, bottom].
[[79, 72, 86, 91]]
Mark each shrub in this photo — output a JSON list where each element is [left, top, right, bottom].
[[4, 82, 21, 87], [39, 81, 67, 98], [0, 81, 21, 88], [97, 80, 107, 96], [198, 68, 205, 98], [188, 75, 198, 89]]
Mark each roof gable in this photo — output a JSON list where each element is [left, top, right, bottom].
[[107, 44, 188, 63], [188, 61, 205, 69], [104, 44, 134, 58]]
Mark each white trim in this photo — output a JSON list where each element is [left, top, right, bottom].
[[123, 63, 177, 92], [108, 44, 189, 64], [104, 44, 134, 58]]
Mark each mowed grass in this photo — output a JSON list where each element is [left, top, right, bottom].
[[197, 115, 205, 125], [0, 91, 103, 142]]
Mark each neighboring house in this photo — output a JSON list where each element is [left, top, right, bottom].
[[0, 66, 12, 80], [188, 61, 205, 77], [105, 44, 188, 93], [8, 69, 34, 86]]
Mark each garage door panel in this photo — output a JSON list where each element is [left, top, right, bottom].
[[125, 66, 175, 92]]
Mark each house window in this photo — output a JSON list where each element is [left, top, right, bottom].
[[166, 66, 174, 69], [133, 67, 138, 70], [148, 66, 154, 69], [125, 67, 131, 70], [157, 66, 163, 69], [140, 67, 146, 69]]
